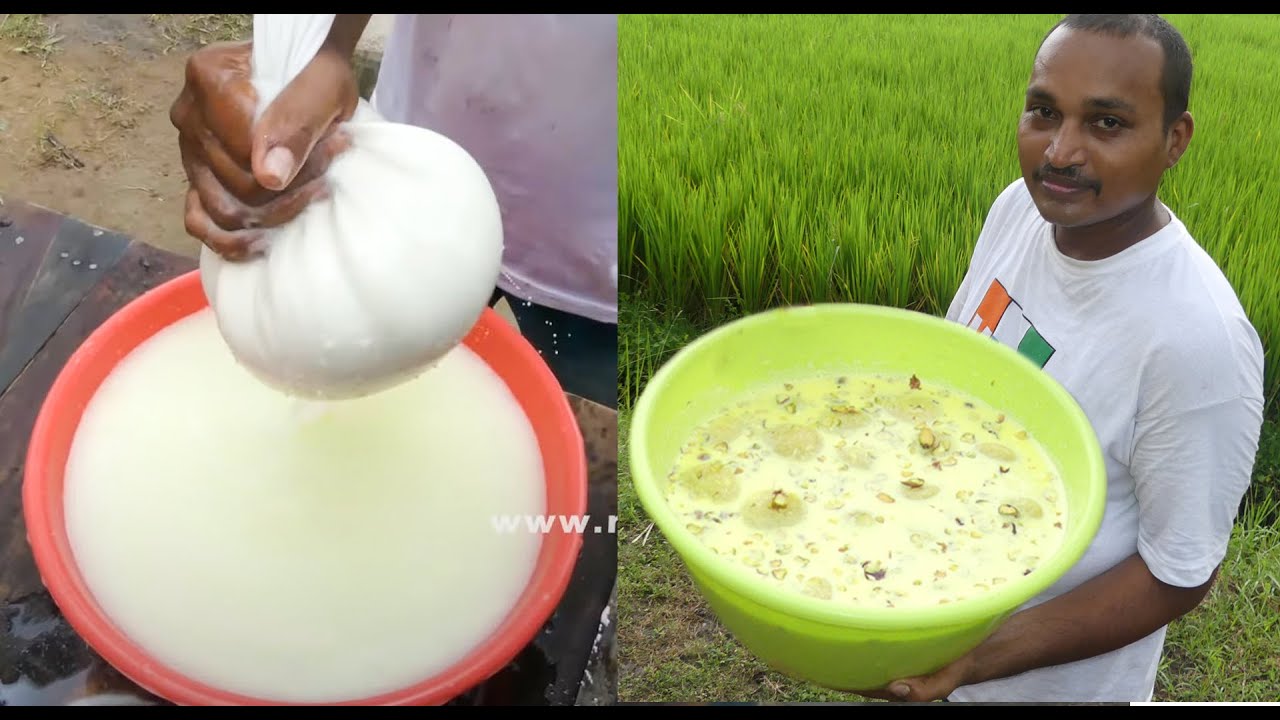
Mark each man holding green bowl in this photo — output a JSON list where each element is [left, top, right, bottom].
[[863, 14, 1265, 703]]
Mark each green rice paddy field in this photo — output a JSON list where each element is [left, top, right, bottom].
[[618, 13, 1280, 703], [620, 12, 1280, 409]]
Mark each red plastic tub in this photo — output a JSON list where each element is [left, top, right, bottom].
[[22, 269, 587, 705]]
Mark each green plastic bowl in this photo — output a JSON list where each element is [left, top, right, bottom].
[[628, 303, 1106, 692]]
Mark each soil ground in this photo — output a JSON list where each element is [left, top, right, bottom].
[[0, 14, 254, 260]]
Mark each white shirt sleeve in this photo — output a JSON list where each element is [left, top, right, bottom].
[[1130, 395, 1263, 588], [1128, 273, 1268, 588]]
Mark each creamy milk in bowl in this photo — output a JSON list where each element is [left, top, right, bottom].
[[629, 303, 1106, 692], [23, 270, 587, 706]]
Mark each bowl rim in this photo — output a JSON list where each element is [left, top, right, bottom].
[[629, 302, 1107, 630], [22, 269, 587, 705]]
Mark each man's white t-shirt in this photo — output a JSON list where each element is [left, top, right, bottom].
[[369, 14, 618, 325], [944, 179, 1265, 703]]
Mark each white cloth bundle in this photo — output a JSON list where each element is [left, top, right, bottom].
[[200, 14, 504, 400]]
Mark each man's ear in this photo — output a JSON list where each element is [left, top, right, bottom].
[[1167, 111, 1194, 169]]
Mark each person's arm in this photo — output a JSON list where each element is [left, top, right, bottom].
[[966, 554, 1214, 682], [171, 15, 374, 258], [865, 555, 1216, 701], [321, 14, 373, 61]]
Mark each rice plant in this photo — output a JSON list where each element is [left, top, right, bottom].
[[619, 13, 1280, 411]]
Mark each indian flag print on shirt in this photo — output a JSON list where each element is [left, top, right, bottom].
[[967, 278, 1056, 369]]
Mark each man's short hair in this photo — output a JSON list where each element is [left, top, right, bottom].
[[1040, 14, 1193, 132]]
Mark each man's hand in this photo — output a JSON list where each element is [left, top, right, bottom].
[[851, 553, 1216, 703], [855, 653, 976, 702], [168, 38, 358, 260]]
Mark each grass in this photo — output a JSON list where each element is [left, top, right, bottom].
[[59, 78, 154, 131], [29, 80, 155, 170], [1155, 493, 1280, 700], [620, 13, 1280, 411], [1, 14, 249, 175], [146, 14, 252, 53], [1, 13, 252, 61], [618, 298, 1280, 703], [0, 14, 63, 68]]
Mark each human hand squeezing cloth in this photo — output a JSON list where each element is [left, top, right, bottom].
[[169, 16, 372, 259]]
